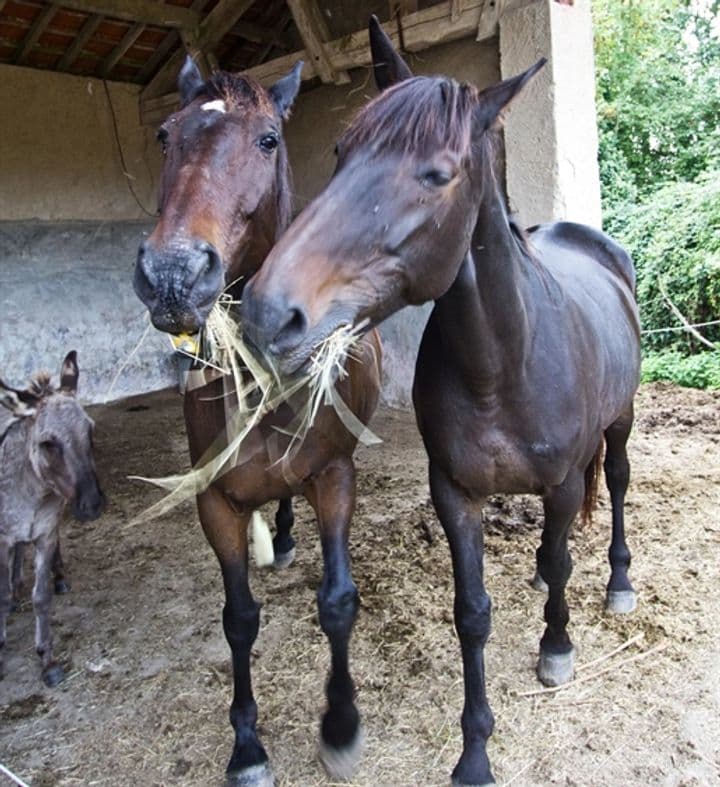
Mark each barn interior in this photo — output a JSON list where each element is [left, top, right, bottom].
[[0, 0, 600, 403]]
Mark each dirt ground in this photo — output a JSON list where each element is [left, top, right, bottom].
[[1, 382, 718, 787]]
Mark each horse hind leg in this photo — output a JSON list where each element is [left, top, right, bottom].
[[272, 497, 296, 569], [604, 407, 636, 614], [536, 471, 585, 687], [52, 540, 71, 594]]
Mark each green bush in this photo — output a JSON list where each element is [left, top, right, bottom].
[[642, 349, 720, 389], [607, 172, 720, 353]]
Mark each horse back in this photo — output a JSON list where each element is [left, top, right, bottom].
[[528, 221, 636, 294]]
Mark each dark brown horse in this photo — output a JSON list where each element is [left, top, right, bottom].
[[240, 20, 641, 786], [133, 58, 382, 786]]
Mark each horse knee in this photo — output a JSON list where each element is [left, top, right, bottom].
[[223, 602, 260, 652], [454, 594, 491, 646], [317, 584, 359, 638]]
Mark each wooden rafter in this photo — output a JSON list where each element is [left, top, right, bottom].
[[198, 0, 256, 51], [15, 3, 58, 65], [140, 0, 498, 125], [47, 0, 199, 29], [285, 0, 349, 85], [233, 20, 291, 50], [249, 11, 293, 68], [101, 21, 145, 77]]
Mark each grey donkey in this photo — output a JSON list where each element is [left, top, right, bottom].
[[0, 351, 105, 686]]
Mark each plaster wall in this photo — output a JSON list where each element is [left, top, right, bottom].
[[0, 64, 160, 221]]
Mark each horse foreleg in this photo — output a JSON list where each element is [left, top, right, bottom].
[[304, 457, 362, 780], [0, 540, 12, 680], [272, 497, 296, 569], [536, 471, 584, 687], [32, 531, 64, 687], [196, 487, 272, 787], [604, 407, 636, 613], [430, 463, 495, 787]]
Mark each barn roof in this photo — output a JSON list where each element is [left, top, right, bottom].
[[0, 1, 533, 125]]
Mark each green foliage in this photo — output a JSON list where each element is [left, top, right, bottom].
[[642, 349, 720, 389], [593, 0, 720, 214], [607, 172, 720, 353]]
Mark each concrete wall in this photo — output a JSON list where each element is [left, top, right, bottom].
[[0, 64, 160, 221], [0, 221, 174, 403]]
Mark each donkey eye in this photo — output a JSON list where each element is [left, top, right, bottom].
[[40, 439, 62, 457], [258, 133, 279, 153], [420, 170, 453, 188]]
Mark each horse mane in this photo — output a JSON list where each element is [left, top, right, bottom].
[[341, 76, 478, 158]]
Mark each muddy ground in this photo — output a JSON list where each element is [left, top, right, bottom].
[[1, 382, 719, 787]]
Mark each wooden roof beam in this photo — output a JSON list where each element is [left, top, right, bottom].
[[15, 3, 58, 65], [140, 0, 497, 126], [286, 0, 349, 85], [101, 21, 145, 77], [49, 0, 199, 29]]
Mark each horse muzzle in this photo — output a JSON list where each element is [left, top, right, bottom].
[[134, 238, 224, 334]]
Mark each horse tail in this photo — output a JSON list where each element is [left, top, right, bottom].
[[581, 441, 604, 526]]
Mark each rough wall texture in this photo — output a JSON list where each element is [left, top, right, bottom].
[[0, 64, 160, 221], [500, 0, 601, 227], [0, 221, 174, 404]]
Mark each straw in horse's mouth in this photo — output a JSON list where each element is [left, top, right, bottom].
[[130, 300, 378, 523]]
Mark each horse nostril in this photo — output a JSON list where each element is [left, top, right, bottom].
[[133, 243, 157, 305], [270, 306, 308, 354]]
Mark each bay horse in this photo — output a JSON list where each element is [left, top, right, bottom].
[[240, 19, 641, 786], [133, 58, 382, 785]]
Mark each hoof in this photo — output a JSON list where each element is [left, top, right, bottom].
[[226, 763, 274, 787], [452, 781, 495, 787], [530, 570, 548, 593], [537, 648, 575, 687], [605, 589, 637, 614], [42, 662, 65, 687], [55, 579, 71, 594], [273, 547, 296, 570], [319, 727, 364, 780]]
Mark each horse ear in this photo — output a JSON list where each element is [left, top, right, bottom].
[[178, 55, 205, 106], [474, 58, 547, 133], [0, 380, 38, 417], [269, 61, 303, 119], [60, 350, 79, 395], [369, 15, 412, 91]]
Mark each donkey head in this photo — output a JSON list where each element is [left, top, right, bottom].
[[0, 351, 105, 522]]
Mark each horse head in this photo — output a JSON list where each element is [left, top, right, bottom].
[[134, 57, 302, 335]]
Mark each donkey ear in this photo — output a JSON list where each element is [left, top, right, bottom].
[[0, 380, 38, 417], [474, 58, 547, 133], [60, 350, 79, 395], [268, 60, 303, 119], [369, 15, 412, 91], [178, 55, 205, 106]]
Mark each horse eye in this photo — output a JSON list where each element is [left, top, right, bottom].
[[420, 170, 453, 188], [258, 133, 279, 153]]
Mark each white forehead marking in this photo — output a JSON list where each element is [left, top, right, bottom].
[[201, 99, 227, 113]]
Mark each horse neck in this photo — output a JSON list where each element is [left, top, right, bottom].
[[229, 144, 292, 299], [431, 150, 535, 390]]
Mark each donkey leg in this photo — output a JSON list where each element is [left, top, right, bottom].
[[604, 407, 636, 614], [430, 463, 495, 786], [272, 497, 296, 569], [304, 458, 362, 780], [32, 532, 65, 687], [197, 488, 272, 787], [52, 539, 71, 595], [11, 542, 24, 610], [0, 540, 12, 680], [536, 471, 584, 687]]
